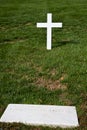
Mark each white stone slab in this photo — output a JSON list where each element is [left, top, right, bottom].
[[0, 104, 79, 128]]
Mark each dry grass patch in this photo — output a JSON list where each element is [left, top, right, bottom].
[[79, 94, 87, 127], [36, 76, 67, 90], [25, 22, 33, 26], [0, 39, 28, 45], [59, 92, 72, 105]]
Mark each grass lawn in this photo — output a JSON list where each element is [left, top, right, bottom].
[[0, 0, 87, 129]]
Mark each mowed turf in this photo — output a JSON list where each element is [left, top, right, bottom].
[[0, 0, 87, 129]]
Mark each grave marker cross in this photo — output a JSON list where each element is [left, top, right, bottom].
[[37, 13, 62, 50]]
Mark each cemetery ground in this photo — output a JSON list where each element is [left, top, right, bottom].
[[0, 0, 87, 129]]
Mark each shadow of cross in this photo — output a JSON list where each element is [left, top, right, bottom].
[[37, 13, 62, 50]]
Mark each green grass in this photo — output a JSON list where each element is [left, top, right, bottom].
[[0, 0, 87, 129]]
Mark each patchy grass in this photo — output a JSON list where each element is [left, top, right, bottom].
[[0, 0, 87, 129]]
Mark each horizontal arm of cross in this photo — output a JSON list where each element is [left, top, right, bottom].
[[37, 23, 47, 28], [37, 23, 62, 28], [51, 23, 62, 28]]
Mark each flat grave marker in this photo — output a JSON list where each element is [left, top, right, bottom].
[[0, 104, 79, 128]]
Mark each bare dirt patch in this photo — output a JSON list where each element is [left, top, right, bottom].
[[36, 76, 67, 90]]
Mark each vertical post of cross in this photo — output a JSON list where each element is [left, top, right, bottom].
[[47, 13, 52, 50]]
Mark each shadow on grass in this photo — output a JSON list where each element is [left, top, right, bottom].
[[53, 40, 79, 48]]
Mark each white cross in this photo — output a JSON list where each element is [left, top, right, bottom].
[[37, 13, 62, 50]]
